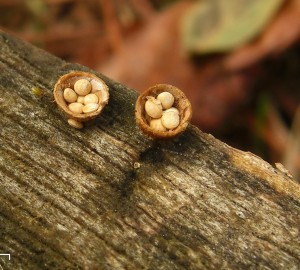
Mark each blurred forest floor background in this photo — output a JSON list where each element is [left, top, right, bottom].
[[1, 0, 300, 181]]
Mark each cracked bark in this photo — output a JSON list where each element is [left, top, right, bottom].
[[0, 30, 299, 270]]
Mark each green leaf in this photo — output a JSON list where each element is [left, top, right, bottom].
[[25, 0, 47, 17], [181, 0, 284, 54]]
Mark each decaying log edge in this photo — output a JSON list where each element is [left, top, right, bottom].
[[0, 30, 299, 270]]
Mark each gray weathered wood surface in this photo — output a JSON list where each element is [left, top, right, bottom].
[[0, 30, 299, 270]]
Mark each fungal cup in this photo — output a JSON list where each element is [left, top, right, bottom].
[[135, 84, 192, 139], [53, 71, 109, 126]]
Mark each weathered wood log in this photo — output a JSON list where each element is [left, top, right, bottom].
[[0, 30, 299, 270]]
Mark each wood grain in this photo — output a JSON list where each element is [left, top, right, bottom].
[[0, 30, 299, 270]]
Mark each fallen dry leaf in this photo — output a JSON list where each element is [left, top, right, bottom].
[[181, 0, 284, 54], [224, 0, 300, 70]]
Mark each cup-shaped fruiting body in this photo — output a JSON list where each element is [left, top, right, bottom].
[[53, 71, 110, 125], [135, 84, 192, 139]]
